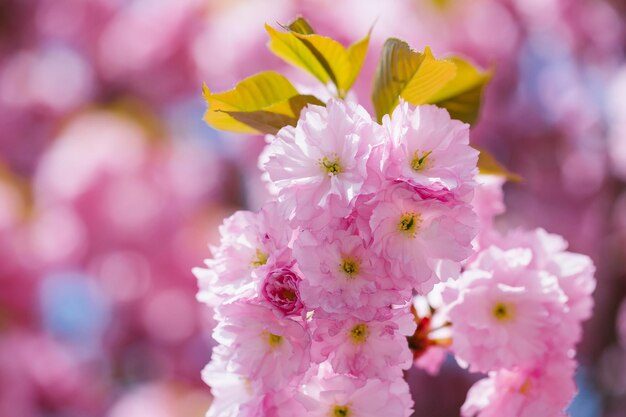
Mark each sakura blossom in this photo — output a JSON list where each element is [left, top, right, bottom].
[[212, 300, 311, 392], [262, 99, 380, 226], [368, 183, 477, 293], [294, 228, 406, 320], [462, 354, 577, 417], [302, 374, 414, 417], [310, 309, 416, 380], [196, 13, 599, 417], [444, 246, 569, 372], [261, 266, 304, 316], [381, 102, 478, 200]]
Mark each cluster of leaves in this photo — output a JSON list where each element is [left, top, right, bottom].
[[203, 16, 517, 180]]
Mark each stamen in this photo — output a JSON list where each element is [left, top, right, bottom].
[[492, 302, 515, 322], [266, 332, 283, 348], [319, 154, 343, 175], [349, 323, 369, 344], [398, 212, 421, 238], [251, 249, 268, 268], [410, 150, 433, 171], [333, 405, 351, 417], [340, 257, 359, 279]]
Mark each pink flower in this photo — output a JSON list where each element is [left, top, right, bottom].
[[261, 99, 380, 225], [202, 346, 253, 417], [203, 347, 309, 417], [261, 267, 304, 316], [461, 354, 577, 417], [212, 300, 311, 392], [381, 102, 478, 200], [194, 203, 291, 305], [491, 227, 596, 343], [369, 183, 477, 293], [310, 309, 416, 380], [294, 229, 407, 320], [243, 389, 309, 417], [444, 246, 569, 372], [302, 374, 414, 417]]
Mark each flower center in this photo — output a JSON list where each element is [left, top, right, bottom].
[[332, 405, 351, 417], [340, 257, 359, 279], [410, 150, 432, 171], [349, 323, 369, 344], [279, 288, 296, 301], [320, 154, 343, 175], [431, 0, 452, 10], [492, 302, 515, 322], [266, 332, 283, 348], [398, 212, 421, 238], [519, 378, 532, 394], [251, 249, 268, 268]]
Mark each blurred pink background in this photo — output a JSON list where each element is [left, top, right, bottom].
[[2, 0, 626, 416]]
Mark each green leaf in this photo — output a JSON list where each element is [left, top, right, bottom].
[[203, 71, 324, 134], [427, 57, 492, 124], [372, 39, 457, 122], [266, 19, 370, 97], [475, 146, 522, 182]]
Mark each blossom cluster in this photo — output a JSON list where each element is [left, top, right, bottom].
[[443, 177, 596, 417], [195, 94, 596, 416], [195, 99, 478, 416]]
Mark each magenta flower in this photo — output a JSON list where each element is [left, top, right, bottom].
[[261, 267, 304, 316]]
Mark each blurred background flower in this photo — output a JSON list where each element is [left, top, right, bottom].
[[1, 0, 626, 416]]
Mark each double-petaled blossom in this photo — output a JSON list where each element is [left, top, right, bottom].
[[194, 203, 292, 306], [260, 266, 305, 316], [294, 228, 407, 320], [368, 183, 477, 293], [444, 246, 570, 372], [310, 309, 416, 380], [212, 300, 311, 393], [301, 373, 414, 417], [461, 354, 577, 417], [261, 99, 381, 228], [381, 102, 478, 200]]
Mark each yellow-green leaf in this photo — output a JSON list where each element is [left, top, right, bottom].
[[224, 95, 324, 135], [345, 29, 371, 92], [427, 57, 492, 124], [400, 47, 457, 105], [286, 16, 315, 34], [372, 39, 456, 122], [203, 71, 323, 134], [291, 31, 350, 91], [475, 146, 522, 182], [266, 19, 370, 98], [266, 24, 332, 87]]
